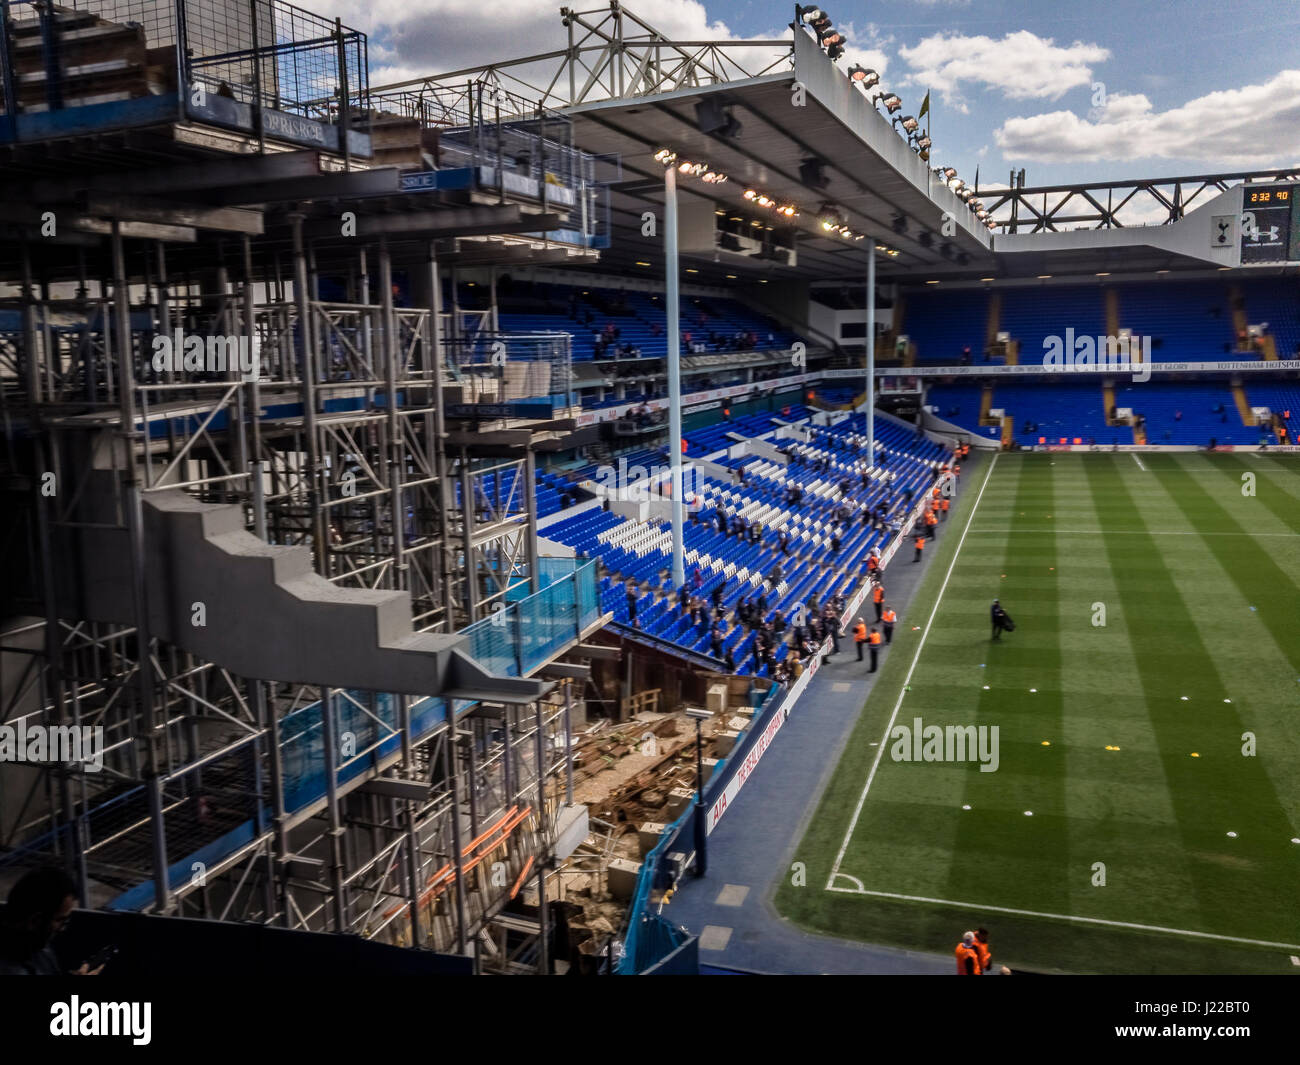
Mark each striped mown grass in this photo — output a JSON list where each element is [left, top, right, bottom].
[[775, 452, 1300, 974]]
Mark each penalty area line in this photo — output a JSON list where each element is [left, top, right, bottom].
[[824, 883, 1300, 952], [825, 452, 1000, 889]]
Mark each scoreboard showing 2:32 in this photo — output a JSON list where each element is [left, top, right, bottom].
[[1240, 184, 1300, 263]]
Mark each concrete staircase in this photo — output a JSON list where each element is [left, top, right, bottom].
[[61, 471, 547, 703]]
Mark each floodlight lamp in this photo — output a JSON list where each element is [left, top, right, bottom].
[[848, 65, 880, 89]]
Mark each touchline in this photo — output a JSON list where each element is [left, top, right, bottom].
[[50, 997, 151, 1045]]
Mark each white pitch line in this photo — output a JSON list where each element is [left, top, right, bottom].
[[1131, 453, 1148, 471], [825, 884, 1300, 952], [963, 529, 1300, 538], [826, 452, 1000, 887]]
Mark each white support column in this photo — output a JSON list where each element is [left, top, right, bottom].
[[666, 165, 685, 586]]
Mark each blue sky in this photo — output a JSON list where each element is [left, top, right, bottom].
[[330, 0, 1300, 199]]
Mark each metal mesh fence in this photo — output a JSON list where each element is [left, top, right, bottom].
[[0, 0, 367, 126]]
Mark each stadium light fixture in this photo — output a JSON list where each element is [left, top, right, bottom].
[[799, 157, 830, 190], [894, 114, 919, 133], [654, 148, 677, 165], [696, 98, 742, 139], [872, 92, 902, 114], [848, 65, 880, 89], [913, 134, 932, 151]]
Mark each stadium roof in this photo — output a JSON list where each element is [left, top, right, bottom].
[[369, 8, 1300, 288]]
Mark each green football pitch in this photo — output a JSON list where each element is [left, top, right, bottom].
[[775, 451, 1300, 974]]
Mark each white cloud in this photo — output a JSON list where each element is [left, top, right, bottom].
[[837, 22, 894, 78], [995, 70, 1300, 166], [898, 30, 1109, 107]]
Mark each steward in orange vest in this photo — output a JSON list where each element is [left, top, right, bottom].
[[881, 607, 897, 643], [974, 928, 992, 972], [872, 584, 885, 620], [866, 627, 882, 672], [956, 932, 982, 975], [854, 619, 868, 661], [913, 534, 925, 562]]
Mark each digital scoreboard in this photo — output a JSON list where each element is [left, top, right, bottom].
[[1240, 184, 1300, 263]]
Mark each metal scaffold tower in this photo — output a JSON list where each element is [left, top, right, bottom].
[[0, 0, 607, 973]]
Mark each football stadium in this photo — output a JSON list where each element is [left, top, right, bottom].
[[0, 0, 1296, 1001]]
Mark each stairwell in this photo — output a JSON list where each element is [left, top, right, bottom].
[[1105, 286, 1120, 339], [1232, 383, 1254, 426], [985, 290, 1000, 356], [1228, 284, 1277, 359], [1103, 382, 1118, 426], [978, 383, 997, 425], [63, 469, 549, 703], [1229, 283, 1248, 340]]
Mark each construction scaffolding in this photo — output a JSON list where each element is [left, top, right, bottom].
[[0, 0, 610, 973]]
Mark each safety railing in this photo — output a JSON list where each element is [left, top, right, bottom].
[[461, 558, 601, 678], [0, 0, 368, 150]]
